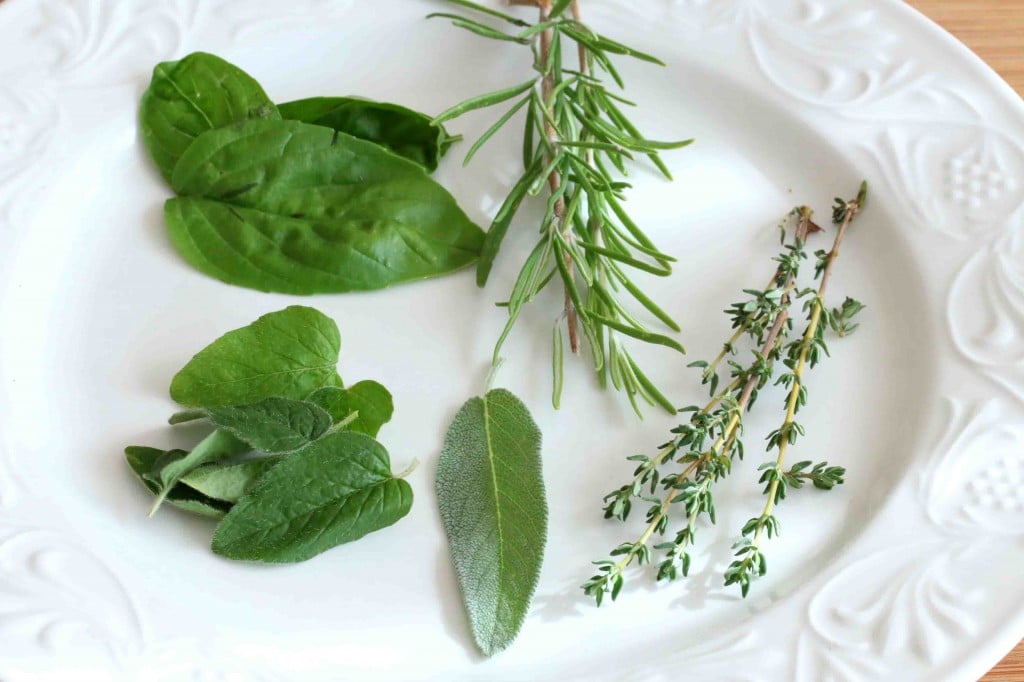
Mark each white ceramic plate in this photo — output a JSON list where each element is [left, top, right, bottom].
[[1, 1, 1022, 680]]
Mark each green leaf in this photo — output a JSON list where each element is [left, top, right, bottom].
[[306, 381, 394, 437], [179, 457, 281, 504], [147, 429, 251, 515], [205, 397, 333, 453], [432, 79, 536, 124], [435, 389, 547, 657], [211, 432, 413, 563], [476, 158, 541, 287], [139, 52, 279, 182], [170, 306, 343, 408], [277, 96, 453, 171], [125, 446, 232, 518], [166, 119, 485, 294]]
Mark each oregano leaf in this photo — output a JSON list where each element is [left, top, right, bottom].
[[169, 306, 343, 408], [306, 381, 394, 437], [211, 432, 413, 563], [125, 446, 231, 518], [205, 397, 332, 453], [435, 389, 547, 657], [179, 457, 282, 504]]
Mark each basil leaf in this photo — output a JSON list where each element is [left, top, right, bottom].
[[165, 119, 484, 294], [306, 381, 394, 437], [205, 397, 332, 453], [211, 432, 413, 563], [435, 389, 547, 657], [125, 446, 231, 518], [170, 306, 343, 408], [139, 52, 279, 182], [277, 96, 455, 171], [179, 457, 281, 504]]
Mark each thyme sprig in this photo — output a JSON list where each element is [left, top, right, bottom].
[[585, 183, 867, 604], [432, 0, 692, 414], [583, 210, 816, 605], [724, 183, 867, 596]]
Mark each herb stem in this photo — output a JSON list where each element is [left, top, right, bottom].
[[610, 303, 793, 573], [753, 191, 863, 547], [536, 1, 580, 354]]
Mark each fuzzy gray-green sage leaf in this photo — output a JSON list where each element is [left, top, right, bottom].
[[436, 389, 547, 657]]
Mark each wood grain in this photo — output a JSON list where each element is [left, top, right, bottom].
[[906, 0, 1024, 675], [907, 5, 1024, 675]]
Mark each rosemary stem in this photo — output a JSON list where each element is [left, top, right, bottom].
[[754, 196, 862, 546], [536, 1, 580, 353]]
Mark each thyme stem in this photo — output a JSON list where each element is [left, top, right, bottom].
[[754, 193, 862, 544]]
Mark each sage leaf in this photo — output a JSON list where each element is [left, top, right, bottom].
[[165, 119, 484, 294], [139, 52, 279, 182], [435, 389, 547, 657], [205, 397, 332, 453], [125, 446, 231, 518], [211, 432, 413, 563], [148, 428, 250, 515], [179, 457, 281, 504], [169, 306, 343, 408], [306, 381, 394, 437], [277, 96, 455, 171]]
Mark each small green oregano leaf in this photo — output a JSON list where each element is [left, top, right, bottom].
[[139, 52, 279, 182], [170, 306, 343, 408], [148, 428, 250, 515], [205, 397, 332, 453], [179, 457, 281, 504], [211, 432, 413, 563], [125, 446, 231, 518], [435, 388, 547, 657], [306, 381, 394, 437]]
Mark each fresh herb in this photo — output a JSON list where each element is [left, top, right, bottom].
[[305, 381, 394, 438], [436, 388, 546, 657], [212, 432, 414, 563], [126, 446, 233, 518], [432, 0, 691, 414], [584, 184, 866, 604], [203, 397, 335, 454], [278, 96, 459, 170], [125, 306, 412, 564], [141, 53, 456, 181], [170, 306, 343, 407], [140, 52, 483, 294], [180, 457, 282, 505], [145, 428, 251, 515], [139, 52, 279, 182], [166, 119, 484, 294], [724, 183, 866, 596]]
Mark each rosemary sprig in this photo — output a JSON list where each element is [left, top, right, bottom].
[[725, 183, 867, 597], [583, 210, 816, 605], [431, 0, 692, 414]]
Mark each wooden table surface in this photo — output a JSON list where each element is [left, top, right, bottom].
[[906, 4, 1024, 678]]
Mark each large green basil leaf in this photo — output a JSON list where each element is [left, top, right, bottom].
[[139, 52, 279, 182], [205, 397, 333, 453], [165, 119, 484, 294], [125, 446, 232, 518], [211, 432, 413, 563], [277, 96, 455, 171], [306, 381, 394, 437], [170, 306, 343, 408], [435, 389, 547, 657]]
